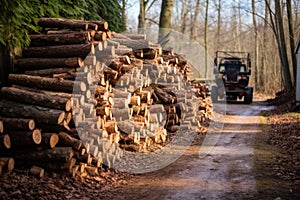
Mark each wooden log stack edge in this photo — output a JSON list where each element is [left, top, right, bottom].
[[0, 17, 212, 180]]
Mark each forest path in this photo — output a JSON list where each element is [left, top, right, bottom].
[[105, 100, 268, 200]]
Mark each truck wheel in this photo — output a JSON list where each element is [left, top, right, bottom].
[[244, 87, 253, 104], [211, 86, 218, 103]]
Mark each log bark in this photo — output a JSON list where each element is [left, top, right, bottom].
[[29, 32, 91, 46], [133, 48, 158, 59], [29, 166, 44, 177], [110, 39, 149, 49], [24, 68, 77, 77], [94, 31, 107, 41], [40, 133, 59, 149], [9, 74, 86, 93], [38, 18, 98, 30], [0, 157, 15, 172], [22, 43, 95, 58], [1, 87, 72, 111], [58, 132, 82, 150], [0, 117, 35, 131], [8, 129, 42, 147], [37, 123, 77, 138], [122, 33, 146, 40], [0, 100, 65, 125], [88, 20, 109, 31], [14, 57, 84, 71], [11, 147, 74, 162]]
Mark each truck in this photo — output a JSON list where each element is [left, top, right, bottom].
[[211, 51, 253, 104]]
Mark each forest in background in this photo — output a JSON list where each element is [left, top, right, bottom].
[[124, 0, 300, 95], [0, 0, 299, 95]]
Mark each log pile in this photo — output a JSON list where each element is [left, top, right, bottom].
[[0, 18, 211, 179]]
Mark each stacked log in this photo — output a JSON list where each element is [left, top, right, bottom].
[[0, 17, 211, 178]]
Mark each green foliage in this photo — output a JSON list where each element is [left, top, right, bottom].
[[85, 0, 126, 32], [0, 0, 88, 49], [0, 0, 126, 49]]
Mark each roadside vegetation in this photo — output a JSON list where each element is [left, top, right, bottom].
[[255, 93, 300, 199]]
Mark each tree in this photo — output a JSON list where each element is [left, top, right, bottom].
[[252, 0, 259, 92], [0, 0, 126, 50], [204, 0, 209, 78], [274, 0, 293, 92], [138, 0, 157, 33], [0, 0, 88, 50], [159, 0, 174, 40], [286, 0, 297, 83], [191, 0, 201, 40]]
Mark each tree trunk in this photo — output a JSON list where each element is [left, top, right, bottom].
[[121, 0, 127, 28], [216, 0, 221, 47], [180, 0, 187, 34], [204, 0, 209, 78], [252, 0, 259, 92], [159, 0, 174, 40], [275, 0, 293, 92], [191, 0, 201, 39], [286, 0, 297, 83], [138, 0, 146, 34]]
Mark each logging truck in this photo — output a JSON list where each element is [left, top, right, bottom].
[[211, 51, 253, 104]]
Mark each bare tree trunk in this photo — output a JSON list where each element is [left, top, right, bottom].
[[286, 0, 297, 83], [231, 7, 238, 51], [252, 0, 259, 92], [261, 0, 270, 93], [180, 0, 188, 34], [237, 2, 242, 51], [191, 0, 201, 40], [204, 0, 209, 78], [159, 0, 174, 40], [138, 0, 146, 33], [121, 0, 127, 28], [274, 0, 293, 92], [216, 0, 221, 47]]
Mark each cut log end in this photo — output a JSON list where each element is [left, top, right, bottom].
[[0, 121, 3, 133], [0, 157, 15, 172], [58, 112, 66, 125], [33, 129, 42, 145], [1, 134, 11, 149], [28, 119, 36, 131], [30, 166, 44, 178], [49, 134, 59, 148], [65, 99, 72, 112]]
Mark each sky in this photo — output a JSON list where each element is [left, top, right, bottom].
[[125, 0, 254, 33]]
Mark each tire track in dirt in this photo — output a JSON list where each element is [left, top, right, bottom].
[[106, 101, 265, 200]]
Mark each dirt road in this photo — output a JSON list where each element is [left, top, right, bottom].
[[105, 101, 266, 200]]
